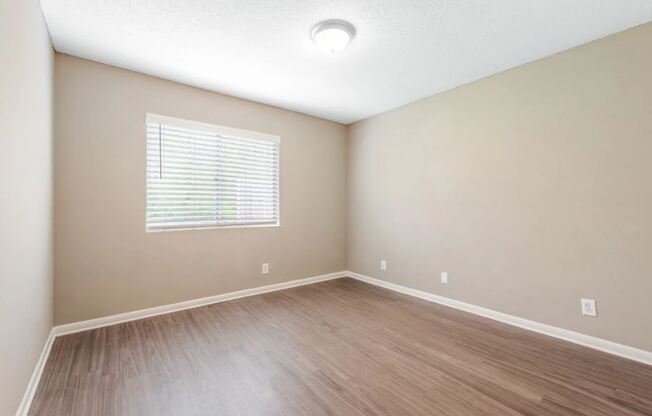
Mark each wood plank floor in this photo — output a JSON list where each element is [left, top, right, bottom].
[[30, 278, 652, 416]]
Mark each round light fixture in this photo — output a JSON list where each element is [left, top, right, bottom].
[[311, 20, 355, 53]]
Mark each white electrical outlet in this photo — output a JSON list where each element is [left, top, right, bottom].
[[581, 298, 597, 317], [380, 260, 387, 271], [441, 272, 448, 284], [262, 263, 269, 275]]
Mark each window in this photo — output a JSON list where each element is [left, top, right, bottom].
[[146, 114, 280, 231]]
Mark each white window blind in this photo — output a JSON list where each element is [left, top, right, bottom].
[[146, 114, 280, 231]]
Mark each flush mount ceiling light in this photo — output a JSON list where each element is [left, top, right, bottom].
[[311, 20, 355, 53]]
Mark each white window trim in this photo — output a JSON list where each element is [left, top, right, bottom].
[[146, 113, 280, 144], [145, 113, 281, 232]]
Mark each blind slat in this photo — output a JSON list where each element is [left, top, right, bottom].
[[147, 139, 277, 157], [146, 135, 277, 152], [147, 126, 277, 149], [146, 139, 278, 157], [146, 169, 278, 182], [146, 175, 277, 185]]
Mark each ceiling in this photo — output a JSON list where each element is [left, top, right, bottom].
[[40, 0, 652, 124]]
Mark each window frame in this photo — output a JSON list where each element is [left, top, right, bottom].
[[145, 113, 281, 232]]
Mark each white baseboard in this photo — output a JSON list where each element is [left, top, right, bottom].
[[53, 271, 347, 337], [15, 329, 56, 416], [17, 269, 651, 416], [348, 271, 652, 366], [17, 271, 346, 415]]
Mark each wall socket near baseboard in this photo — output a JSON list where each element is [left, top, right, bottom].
[[441, 272, 448, 284], [380, 259, 387, 271], [581, 298, 597, 317], [262, 263, 269, 274]]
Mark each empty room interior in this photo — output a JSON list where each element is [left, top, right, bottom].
[[3, 0, 652, 415]]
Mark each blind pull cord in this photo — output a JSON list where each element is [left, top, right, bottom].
[[158, 123, 163, 179]]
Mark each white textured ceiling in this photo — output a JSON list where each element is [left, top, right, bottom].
[[40, 0, 652, 124]]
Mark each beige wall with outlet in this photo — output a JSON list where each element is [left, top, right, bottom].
[[347, 23, 652, 351], [0, 0, 54, 413], [54, 54, 347, 325]]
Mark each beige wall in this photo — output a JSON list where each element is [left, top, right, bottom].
[[51, 20, 652, 353], [54, 54, 347, 325], [347, 23, 652, 352], [0, 0, 54, 414]]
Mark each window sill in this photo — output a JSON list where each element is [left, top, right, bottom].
[[146, 223, 280, 233]]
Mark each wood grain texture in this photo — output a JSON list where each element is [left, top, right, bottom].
[[30, 278, 652, 415]]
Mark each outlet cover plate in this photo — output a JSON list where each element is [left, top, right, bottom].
[[581, 298, 597, 317]]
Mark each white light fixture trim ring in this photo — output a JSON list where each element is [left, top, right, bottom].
[[311, 19, 356, 53]]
